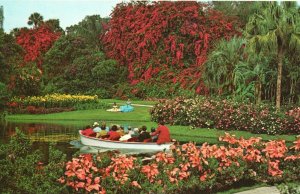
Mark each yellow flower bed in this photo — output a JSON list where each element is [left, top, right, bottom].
[[12, 94, 98, 108]]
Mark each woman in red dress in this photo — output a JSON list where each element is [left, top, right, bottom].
[[151, 120, 171, 145]]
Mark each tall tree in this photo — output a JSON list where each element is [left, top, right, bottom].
[[27, 12, 44, 28], [66, 15, 109, 49], [245, 1, 300, 109], [0, 30, 23, 84], [203, 37, 246, 96], [44, 19, 64, 33], [213, 1, 260, 27]]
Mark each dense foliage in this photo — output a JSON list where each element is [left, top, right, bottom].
[[42, 15, 126, 98], [150, 97, 300, 135], [103, 1, 240, 95], [59, 133, 300, 193], [245, 2, 300, 108], [0, 2, 299, 106], [0, 128, 67, 193]]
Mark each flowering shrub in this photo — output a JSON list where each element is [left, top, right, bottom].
[[103, 1, 240, 94], [150, 97, 300, 135], [7, 94, 110, 114], [16, 24, 61, 69], [59, 134, 300, 193], [10, 93, 98, 108]]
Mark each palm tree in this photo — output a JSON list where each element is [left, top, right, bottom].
[[203, 37, 246, 96], [27, 12, 44, 28], [45, 19, 64, 33], [66, 15, 109, 49], [245, 1, 300, 109]]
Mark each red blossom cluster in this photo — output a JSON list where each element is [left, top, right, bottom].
[[102, 1, 240, 93], [16, 25, 61, 69]]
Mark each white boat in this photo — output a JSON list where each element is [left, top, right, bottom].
[[79, 130, 173, 151]]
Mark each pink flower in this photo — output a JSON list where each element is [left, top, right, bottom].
[[291, 137, 300, 151], [86, 184, 100, 192], [263, 140, 287, 158], [268, 160, 282, 177], [94, 177, 100, 184], [57, 177, 65, 184], [131, 181, 141, 189]]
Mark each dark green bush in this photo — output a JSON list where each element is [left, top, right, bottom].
[[0, 128, 68, 193]]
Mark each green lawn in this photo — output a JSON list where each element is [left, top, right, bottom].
[[6, 102, 298, 145], [100, 99, 158, 106]]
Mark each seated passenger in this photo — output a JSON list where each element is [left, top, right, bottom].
[[117, 126, 125, 136], [151, 127, 158, 142], [127, 128, 140, 142], [119, 133, 132, 141], [81, 125, 95, 136], [127, 126, 134, 135], [151, 120, 171, 145], [108, 125, 121, 141], [92, 122, 101, 133], [96, 125, 108, 138], [138, 126, 151, 142]]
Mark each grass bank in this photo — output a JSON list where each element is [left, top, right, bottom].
[[6, 102, 298, 145]]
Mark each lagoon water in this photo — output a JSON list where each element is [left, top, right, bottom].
[[0, 120, 158, 159]]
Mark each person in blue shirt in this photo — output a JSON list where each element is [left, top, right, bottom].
[[92, 122, 101, 133]]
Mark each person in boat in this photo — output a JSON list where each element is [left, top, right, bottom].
[[120, 99, 134, 112], [138, 126, 151, 142], [81, 125, 95, 136], [151, 120, 171, 145], [117, 125, 125, 136], [92, 122, 101, 133], [107, 125, 121, 141], [151, 127, 158, 142], [96, 125, 108, 138], [127, 126, 134, 135], [119, 126, 132, 141], [127, 128, 140, 142]]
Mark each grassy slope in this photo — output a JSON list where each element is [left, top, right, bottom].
[[6, 103, 298, 144]]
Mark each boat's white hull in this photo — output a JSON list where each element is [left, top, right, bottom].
[[79, 130, 173, 151]]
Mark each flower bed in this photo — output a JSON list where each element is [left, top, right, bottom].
[[150, 97, 300, 135], [6, 94, 110, 114], [59, 133, 300, 193]]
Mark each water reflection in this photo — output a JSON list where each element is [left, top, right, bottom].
[[0, 120, 161, 157]]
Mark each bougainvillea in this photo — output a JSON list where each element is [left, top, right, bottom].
[[103, 1, 240, 94], [16, 24, 61, 69]]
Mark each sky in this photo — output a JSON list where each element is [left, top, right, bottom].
[[0, 0, 123, 33], [1, 0, 300, 33]]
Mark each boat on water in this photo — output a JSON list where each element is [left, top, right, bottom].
[[79, 130, 173, 151]]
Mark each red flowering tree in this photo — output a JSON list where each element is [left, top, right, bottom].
[[16, 24, 61, 69], [103, 1, 240, 94]]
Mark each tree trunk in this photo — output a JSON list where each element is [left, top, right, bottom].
[[258, 81, 262, 104], [276, 47, 283, 110], [255, 81, 262, 104]]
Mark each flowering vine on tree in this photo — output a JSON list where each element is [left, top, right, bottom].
[[102, 1, 240, 94], [16, 24, 61, 69]]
